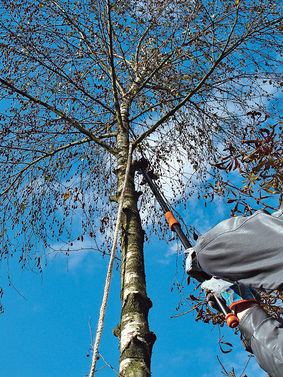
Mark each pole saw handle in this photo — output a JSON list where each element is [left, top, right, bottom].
[[225, 313, 239, 328], [214, 296, 239, 328]]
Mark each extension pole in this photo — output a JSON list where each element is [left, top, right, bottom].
[[137, 158, 191, 249], [136, 158, 239, 328]]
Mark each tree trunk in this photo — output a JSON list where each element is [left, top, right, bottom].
[[113, 104, 156, 376]]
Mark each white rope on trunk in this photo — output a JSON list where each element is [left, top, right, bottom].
[[88, 143, 133, 377]]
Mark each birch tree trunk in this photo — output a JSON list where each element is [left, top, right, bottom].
[[113, 103, 156, 376]]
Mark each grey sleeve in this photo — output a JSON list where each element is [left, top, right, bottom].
[[239, 305, 283, 377], [193, 209, 283, 291]]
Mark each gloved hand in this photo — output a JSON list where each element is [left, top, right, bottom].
[[185, 247, 211, 283], [201, 277, 259, 312]]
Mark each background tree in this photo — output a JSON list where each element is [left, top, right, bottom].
[[208, 118, 282, 215], [0, 0, 281, 376]]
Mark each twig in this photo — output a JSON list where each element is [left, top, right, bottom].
[[240, 355, 252, 377], [0, 78, 116, 155], [170, 302, 203, 318], [0, 137, 90, 196], [89, 317, 93, 346], [99, 353, 120, 375]]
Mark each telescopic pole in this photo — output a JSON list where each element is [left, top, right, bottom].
[[136, 158, 239, 328]]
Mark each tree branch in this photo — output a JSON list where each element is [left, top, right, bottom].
[[132, 61, 222, 148], [132, 6, 250, 148], [0, 137, 91, 196], [0, 77, 116, 155], [135, 24, 151, 71], [106, 0, 124, 129], [131, 19, 221, 99], [0, 36, 114, 115], [50, 0, 125, 96]]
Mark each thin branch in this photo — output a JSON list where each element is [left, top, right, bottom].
[[129, 98, 178, 124], [132, 59, 222, 147], [240, 355, 253, 377], [135, 24, 151, 71], [89, 317, 94, 346], [170, 302, 203, 318], [0, 36, 114, 115], [132, 20, 219, 99], [98, 353, 120, 376], [50, 0, 125, 96], [220, 3, 240, 58], [132, 7, 249, 148], [0, 137, 90, 196], [0, 77, 116, 155], [217, 356, 230, 376], [106, 0, 123, 128]]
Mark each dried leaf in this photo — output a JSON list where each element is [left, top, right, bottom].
[[63, 192, 70, 201]]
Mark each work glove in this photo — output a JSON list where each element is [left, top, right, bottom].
[[201, 277, 259, 312], [185, 247, 211, 283]]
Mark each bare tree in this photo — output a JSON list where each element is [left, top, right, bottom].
[[0, 0, 281, 375]]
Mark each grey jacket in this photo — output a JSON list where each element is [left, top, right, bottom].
[[191, 207, 283, 291], [239, 305, 283, 377], [186, 207, 283, 376], [185, 207, 283, 375]]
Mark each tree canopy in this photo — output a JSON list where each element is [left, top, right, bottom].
[[0, 0, 281, 375]]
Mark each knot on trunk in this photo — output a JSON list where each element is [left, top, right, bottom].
[[122, 291, 152, 315], [113, 323, 121, 339]]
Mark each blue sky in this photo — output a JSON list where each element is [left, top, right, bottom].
[[0, 2, 281, 375], [0, 197, 268, 377]]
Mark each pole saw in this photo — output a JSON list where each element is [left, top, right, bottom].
[[136, 157, 239, 328]]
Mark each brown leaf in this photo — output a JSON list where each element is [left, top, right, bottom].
[[219, 340, 233, 353], [63, 192, 70, 201]]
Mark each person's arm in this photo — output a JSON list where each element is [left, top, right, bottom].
[[235, 302, 257, 321], [237, 304, 283, 377], [201, 278, 283, 377]]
